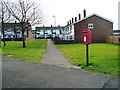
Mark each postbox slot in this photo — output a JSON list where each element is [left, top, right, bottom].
[[82, 31, 87, 33]]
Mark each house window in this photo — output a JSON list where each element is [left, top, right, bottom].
[[88, 23, 94, 29], [69, 36, 73, 40], [53, 30, 56, 34]]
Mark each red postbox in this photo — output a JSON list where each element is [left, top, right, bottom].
[[82, 29, 92, 44], [82, 29, 92, 67]]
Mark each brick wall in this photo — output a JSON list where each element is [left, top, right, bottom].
[[106, 36, 120, 44]]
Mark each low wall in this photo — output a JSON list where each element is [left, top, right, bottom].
[[106, 36, 120, 44], [52, 38, 75, 44]]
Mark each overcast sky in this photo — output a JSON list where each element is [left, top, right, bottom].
[[12, 0, 119, 30], [118, 1, 120, 30], [37, 0, 119, 30]]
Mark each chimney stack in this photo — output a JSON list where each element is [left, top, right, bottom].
[[83, 9, 86, 18], [78, 14, 81, 20], [75, 17, 77, 22], [67, 21, 69, 25], [72, 17, 74, 23], [70, 20, 71, 24]]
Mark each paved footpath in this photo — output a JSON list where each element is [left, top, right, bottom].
[[42, 39, 79, 69]]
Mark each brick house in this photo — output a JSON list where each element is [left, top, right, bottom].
[[62, 10, 113, 43], [74, 13, 113, 43]]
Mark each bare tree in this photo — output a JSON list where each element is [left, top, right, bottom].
[[5, 0, 44, 48], [0, 0, 11, 46]]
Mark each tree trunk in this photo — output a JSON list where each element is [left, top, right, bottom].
[[21, 22, 26, 48], [14, 27, 16, 39], [35, 30, 36, 39], [2, 21, 6, 46]]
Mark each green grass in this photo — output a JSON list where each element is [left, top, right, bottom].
[[1, 39, 48, 62], [56, 43, 119, 77]]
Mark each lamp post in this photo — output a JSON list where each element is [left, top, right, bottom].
[[52, 15, 56, 26]]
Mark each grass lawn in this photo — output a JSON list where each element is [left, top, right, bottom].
[[0, 39, 48, 62], [56, 43, 119, 77]]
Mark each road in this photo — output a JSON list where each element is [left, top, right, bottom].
[[0, 56, 2, 90], [2, 56, 119, 88]]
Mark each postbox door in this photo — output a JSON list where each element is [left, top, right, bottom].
[[82, 29, 92, 44]]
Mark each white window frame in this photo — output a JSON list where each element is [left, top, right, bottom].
[[88, 23, 94, 29]]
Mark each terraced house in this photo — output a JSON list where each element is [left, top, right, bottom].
[[1, 21, 33, 41], [61, 10, 113, 43], [3, 10, 113, 43], [34, 10, 113, 44], [35, 25, 64, 39]]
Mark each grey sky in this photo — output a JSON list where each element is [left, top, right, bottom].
[[118, 1, 120, 30], [11, 0, 119, 30], [39, 0, 119, 30]]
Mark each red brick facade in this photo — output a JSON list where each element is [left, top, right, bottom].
[[74, 15, 113, 43]]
